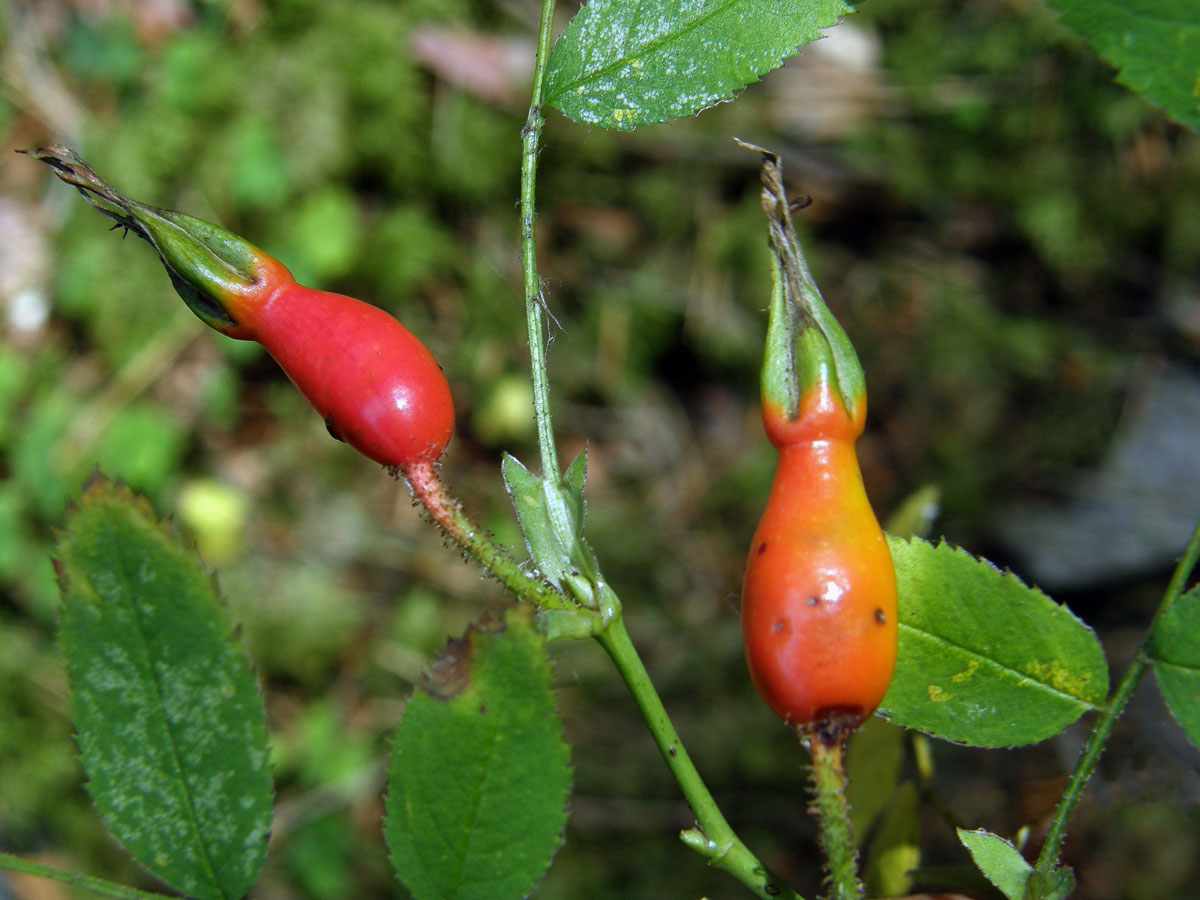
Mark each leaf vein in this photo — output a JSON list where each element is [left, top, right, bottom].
[[551, 0, 777, 98], [1150, 657, 1200, 676], [898, 621, 1100, 708], [107, 519, 227, 898], [446, 713, 502, 896]]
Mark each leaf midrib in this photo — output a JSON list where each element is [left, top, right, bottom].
[[445, 707, 502, 898], [106, 516, 228, 899], [898, 621, 1105, 709], [549, 0, 771, 99]]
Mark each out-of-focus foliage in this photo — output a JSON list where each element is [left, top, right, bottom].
[[2, 0, 1199, 897]]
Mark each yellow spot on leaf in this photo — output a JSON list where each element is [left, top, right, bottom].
[[1024, 659, 1093, 699], [951, 660, 979, 683], [928, 684, 952, 702]]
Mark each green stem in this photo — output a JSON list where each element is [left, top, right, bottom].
[[514, 5, 791, 897], [402, 459, 594, 618], [805, 736, 861, 900], [597, 614, 806, 900], [1032, 516, 1200, 886], [521, 0, 561, 480], [0, 853, 171, 900]]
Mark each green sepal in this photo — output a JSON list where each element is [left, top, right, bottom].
[[502, 449, 605, 611], [23, 145, 270, 335], [745, 141, 865, 424]]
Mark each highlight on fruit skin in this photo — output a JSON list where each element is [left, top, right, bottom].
[[739, 143, 897, 741], [23, 145, 455, 470]]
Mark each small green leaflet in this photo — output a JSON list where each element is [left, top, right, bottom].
[[545, 0, 853, 130], [864, 782, 920, 899], [385, 607, 572, 900], [55, 480, 272, 900], [1148, 585, 1200, 749], [1046, 0, 1200, 132], [883, 484, 940, 541], [880, 536, 1108, 747], [845, 717, 904, 842], [956, 829, 1031, 900]]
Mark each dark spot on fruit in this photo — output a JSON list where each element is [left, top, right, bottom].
[[765, 887, 780, 897], [479, 704, 488, 715], [874, 608, 887, 625], [807, 596, 820, 606], [757, 542, 768, 555], [668, 745, 677, 757], [773, 619, 788, 634]]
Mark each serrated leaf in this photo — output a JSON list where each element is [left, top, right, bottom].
[[863, 781, 920, 899], [1148, 585, 1200, 749], [56, 479, 272, 900], [502, 450, 598, 591], [879, 536, 1108, 747], [1046, 0, 1200, 132], [545, 0, 852, 130], [384, 607, 571, 900], [957, 829, 1032, 900]]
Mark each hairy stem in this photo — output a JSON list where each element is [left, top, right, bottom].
[[1032, 517, 1200, 886], [401, 459, 590, 615], [598, 614, 806, 900], [805, 735, 861, 900]]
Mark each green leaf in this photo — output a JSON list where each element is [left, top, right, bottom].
[[55, 479, 272, 900], [956, 828, 1031, 900], [502, 450, 599, 592], [384, 607, 571, 900], [1148, 586, 1200, 749], [863, 781, 920, 899], [545, 0, 852, 131], [1045, 0, 1200, 132], [845, 717, 904, 841], [879, 537, 1108, 747]]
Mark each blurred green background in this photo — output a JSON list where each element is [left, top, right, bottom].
[[2, 0, 1199, 898]]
